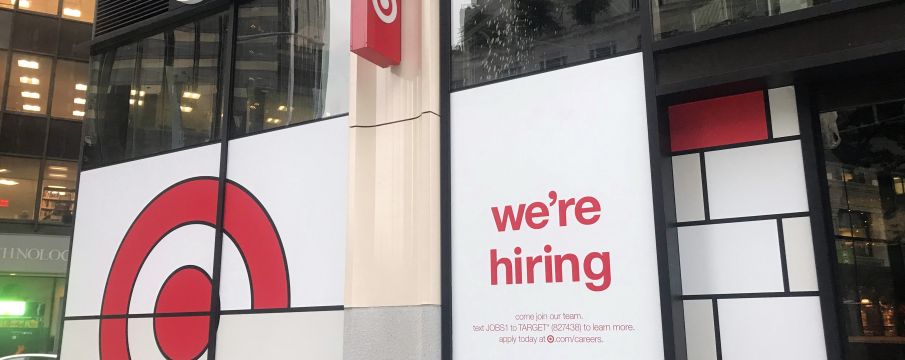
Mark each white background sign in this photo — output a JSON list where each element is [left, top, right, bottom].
[[451, 53, 665, 359]]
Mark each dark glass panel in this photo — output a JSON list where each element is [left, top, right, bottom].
[[47, 119, 81, 159], [58, 20, 92, 60], [451, 0, 641, 88], [11, 13, 59, 54], [0, 113, 46, 156]]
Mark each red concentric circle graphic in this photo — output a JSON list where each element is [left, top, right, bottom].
[[99, 177, 290, 360]]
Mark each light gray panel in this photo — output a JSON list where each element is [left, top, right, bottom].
[[344, 305, 441, 360]]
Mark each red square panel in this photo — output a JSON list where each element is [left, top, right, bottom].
[[668, 91, 768, 152]]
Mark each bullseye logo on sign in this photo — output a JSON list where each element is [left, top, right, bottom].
[[351, 0, 400, 67], [99, 177, 289, 360]]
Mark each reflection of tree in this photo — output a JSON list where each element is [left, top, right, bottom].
[[455, 0, 616, 82]]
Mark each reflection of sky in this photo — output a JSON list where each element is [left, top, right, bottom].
[[325, 0, 350, 116]]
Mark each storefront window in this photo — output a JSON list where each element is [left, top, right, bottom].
[[652, 0, 832, 40], [820, 99, 905, 359], [232, 0, 349, 136], [50, 60, 89, 121], [61, 0, 94, 22], [6, 53, 52, 115], [450, 0, 641, 89], [11, 13, 59, 54], [84, 12, 231, 169], [39, 161, 76, 224], [0, 157, 39, 221], [0, 276, 66, 356], [0, 0, 11, 9], [16, 0, 59, 16]]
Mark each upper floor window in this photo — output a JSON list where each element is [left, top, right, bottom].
[[451, 0, 641, 89], [83, 11, 231, 169], [653, 0, 833, 40], [231, 0, 350, 137]]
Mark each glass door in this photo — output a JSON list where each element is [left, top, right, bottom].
[[820, 96, 905, 359]]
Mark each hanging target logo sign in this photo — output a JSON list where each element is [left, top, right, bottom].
[[98, 177, 289, 360], [351, 0, 401, 67]]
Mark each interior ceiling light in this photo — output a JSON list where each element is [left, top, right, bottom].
[[62, 7, 81, 17], [0, 179, 19, 186], [48, 166, 68, 171], [72, 110, 85, 117], [74, 98, 86, 105], [19, 76, 39, 85], [21, 91, 40, 99], [75, 83, 87, 91], [17, 59, 39, 69], [22, 104, 41, 112]]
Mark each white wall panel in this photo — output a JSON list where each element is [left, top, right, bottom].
[[217, 311, 344, 359], [684, 300, 718, 360], [768, 87, 800, 138], [673, 154, 706, 222], [679, 221, 784, 295], [224, 119, 348, 309], [66, 144, 221, 317], [706, 141, 809, 219], [719, 297, 827, 360], [783, 217, 819, 292], [127, 318, 169, 360], [60, 320, 101, 360]]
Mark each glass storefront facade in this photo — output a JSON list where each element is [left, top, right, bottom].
[[45, 0, 905, 358]]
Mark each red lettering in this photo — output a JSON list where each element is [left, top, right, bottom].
[[575, 196, 601, 225], [525, 202, 549, 229], [491, 204, 526, 232]]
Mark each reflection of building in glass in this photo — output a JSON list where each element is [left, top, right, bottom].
[[451, 0, 640, 87], [233, 0, 331, 135], [823, 100, 905, 345], [652, 0, 831, 39]]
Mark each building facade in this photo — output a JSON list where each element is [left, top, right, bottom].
[[57, 0, 905, 359], [0, 0, 93, 356]]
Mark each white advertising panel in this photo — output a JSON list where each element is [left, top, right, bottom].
[[62, 118, 349, 360], [451, 53, 665, 359]]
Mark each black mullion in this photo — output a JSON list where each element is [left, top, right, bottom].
[[712, 299, 723, 360], [795, 84, 845, 359], [439, 0, 452, 352], [640, 0, 685, 356], [207, 5, 238, 359], [764, 89, 774, 139], [670, 136, 802, 156], [676, 211, 811, 227], [683, 291, 822, 300], [700, 152, 710, 221], [777, 218, 791, 292]]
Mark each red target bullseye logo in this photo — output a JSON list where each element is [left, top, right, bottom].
[[99, 177, 289, 360]]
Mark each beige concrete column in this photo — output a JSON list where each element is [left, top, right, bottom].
[[343, 0, 441, 356]]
